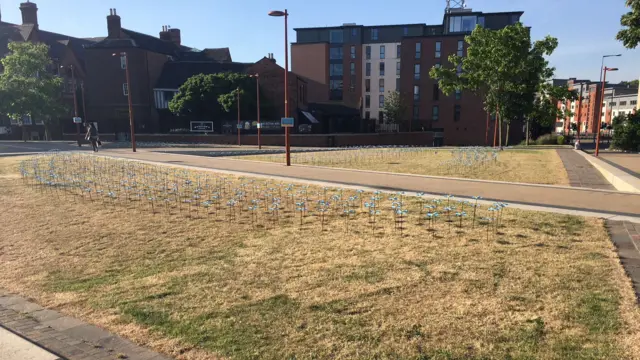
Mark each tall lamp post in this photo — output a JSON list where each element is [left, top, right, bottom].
[[595, 67, 618, 157], [62, 65, 80, 146], [249, 74, 261, 149], [599, 54, 622, 84], [268, 9, 291, 166], [112, 52, 136, 152]]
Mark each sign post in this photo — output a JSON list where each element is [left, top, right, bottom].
[[281, 117, 294, 166]]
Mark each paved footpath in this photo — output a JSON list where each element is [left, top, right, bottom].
[[0, 289, 170, 360], [102, 149, 640, 218], [556, 149, 616, 190], [607, 220, 640, 301]]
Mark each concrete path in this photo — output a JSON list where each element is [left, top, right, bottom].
[[556, 149, 615, 190], [101, 149, 640, 218], [0, 327, 59, 360], [0, 290, 170, 360], [607, 220, 640, 301], [598, 153, 640, 179]]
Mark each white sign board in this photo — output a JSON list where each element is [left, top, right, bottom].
[[73, 117, 83, 124]]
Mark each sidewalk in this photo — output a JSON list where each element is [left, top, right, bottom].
[[102, 149, 640, 217], [556, 149, 615, 190], [0, 289, 170, 360], [607, 220, 640, 301]]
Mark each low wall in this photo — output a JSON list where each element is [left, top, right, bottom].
[[63, 132, 436, 147]]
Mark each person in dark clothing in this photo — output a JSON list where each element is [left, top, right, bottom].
[[85, 123, 99, 152]]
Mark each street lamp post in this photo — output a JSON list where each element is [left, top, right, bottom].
[[599, 54, 622, 84], [595, 67, 618, 157], [81, 81, 87, 126], [250, 74, 261, 149], [113, 52, 136, 152], [269, 9, 291, 166], [237, 87, 241, 146]]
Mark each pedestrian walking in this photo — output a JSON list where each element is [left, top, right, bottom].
[[85, 123, 99, 152]]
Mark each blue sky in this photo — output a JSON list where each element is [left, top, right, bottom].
[[1, 0, 637, 83]]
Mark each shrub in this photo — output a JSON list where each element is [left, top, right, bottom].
[[535, 134, 558, 145], [612, 113, 640, 152], [556, 135, 565, 145]]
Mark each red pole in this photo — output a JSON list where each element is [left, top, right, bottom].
[[257, 75, 261, 149], [284, 9, 291, 166], [595, 69, 607, 157], [124, 53, 136, 152], [237, 88, 241, 146]]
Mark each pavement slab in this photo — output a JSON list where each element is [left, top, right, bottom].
[[0, 327, 59, 360]]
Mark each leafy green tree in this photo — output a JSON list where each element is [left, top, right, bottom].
[[524, 85, 577, 145], [612, 112, 640, 151], [619, 79, 640, 87], [0, 42, 65, 140], [430, 22, 560, 146], [381, 91, 407, 129], [169, 72, 269, 131], [617, 0, 640, 49]]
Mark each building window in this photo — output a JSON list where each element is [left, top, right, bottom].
[[631, 100, 638, 106], [455, 89, 462, 100], [351, 28, 357, 37], [414, 64, 420, 80], [415, 42, 421, 59], [379, 95, 384, 108], [365, 79, 371, 92], [456, 64, 462, 75], [396, 77, 400, 90], [330, 47, 343, 60], [435, 41, 441, 58], [449, 16, 477, 32], [329, 29, 344, 43], [454, 105, 461, 121], [413, 85, 420, 101], [432, 105, 439, 121], [396, 61, 401, 75], [397, 44, 401, 58], [379, 62, 385, 76], [434, 62, 441, 70], [457, 40, 464, 57], [620, 101, 627, 106], [350, 46, 356, 59], [379, 111, 384, 123], [122, 83, 129, 96], [403, 27, 409, 36], [433, 83, 439, 101], [365, 111, 370, 119], [366, 46, 371, 60], [330, 80, 343, 100], [365, 95, 371, 108], [413, 105, 419, 119], [120, 56, 127, 69], [371, 28, 379, 40], [330, 64, 343, 76], [366, 62, 371, 76], [380, 45, 386, 59], [610, 102, 617, 106], [350, 62, 355, 75], [379, 78, 384, 93]]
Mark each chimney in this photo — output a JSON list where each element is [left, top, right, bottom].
[[19, 1, 38, 26], [107, 8, 121, 39], [159, 25, 171, 41], [168, 28, 181, 46]]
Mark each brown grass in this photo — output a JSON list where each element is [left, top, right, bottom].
[[0, 154, 638, 360], [240, 148, 570, 185]]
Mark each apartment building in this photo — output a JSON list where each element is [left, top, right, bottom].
[[292, 1, 524, 145], [556, 78, 638, 134]]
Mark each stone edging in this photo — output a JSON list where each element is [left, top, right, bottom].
[[575, 150, 640, 193], [0, 289, 171, 360]]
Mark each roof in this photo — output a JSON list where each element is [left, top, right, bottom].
[[154, 61, 252, 89], [85, 28, 192, 56], [203, 48, 232, 62]]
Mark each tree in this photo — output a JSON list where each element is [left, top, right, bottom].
[[430, 22, 560, 147], [617, 0, 640, 49], [612, 112, 640, 151], [381, 91, 407, 129], [169, 72, 269, 132], [619, 79, 640, 87], [0, 42, 65, 140], [525, 85, 577, 145]]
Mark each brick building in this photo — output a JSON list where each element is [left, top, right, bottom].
[[0, 1, 98, 140], [291, 2, 524, 145], [555, 78, 638, 135]]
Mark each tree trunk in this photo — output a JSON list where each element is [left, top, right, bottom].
[[525, 120, 530, 146], [498, 118, 502, 148], [44, 123, 50, 141], [505, 122, 510, 147]]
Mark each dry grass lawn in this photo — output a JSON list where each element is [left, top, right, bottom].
[[0, 154, 638, 360], [240, 148, 570, 185]]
